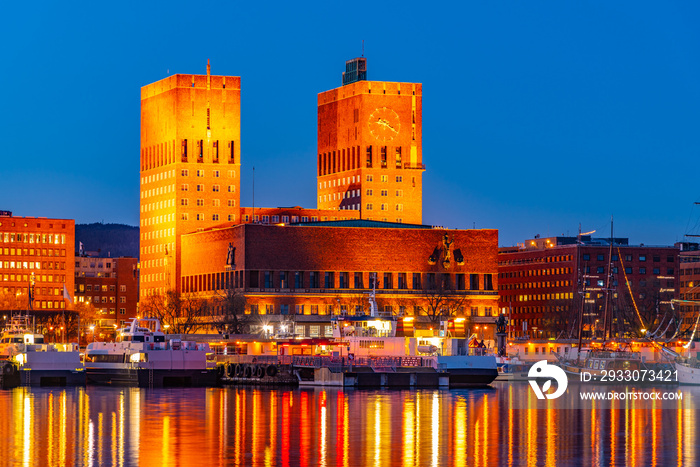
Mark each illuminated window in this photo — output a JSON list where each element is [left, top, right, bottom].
[[197, 170, 204, 177], [227, 200, 235, 207], [366, 189, 373, 196], [181, 199, 188, 206], [213, 170, 220, 177], [228, 215, 235, 221], [181, 169, 189, 177], [212, 185, 220, 192], [381, 204, 387, 211], [366, 203, 373, 210], [366, 174, 373, 182], [213, 199, 220, 207], [181, 184, 189, 191], [395, 148, 402, 168], [228, 185, 235, 193], [196, 214, 203, 221], [197, 184, 203, 192], [395, 204, 403, 211], [381, 175, 388, 182], [396, 189, 403, 197]]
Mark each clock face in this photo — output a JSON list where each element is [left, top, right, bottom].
[[368, 107, 400, 142]]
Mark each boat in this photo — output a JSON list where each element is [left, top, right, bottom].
[[84, 317, 217, 387], [0, 314, 84, 386], [675, 357, 700, 384], [558, 347, 645, 380], [327, 285, 498, 388], [495, 357, 532, 381]]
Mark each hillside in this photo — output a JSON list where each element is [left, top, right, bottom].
[[75, 223, 139, 258]]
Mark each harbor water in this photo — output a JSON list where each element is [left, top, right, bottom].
[[1, 381, 698, 466]]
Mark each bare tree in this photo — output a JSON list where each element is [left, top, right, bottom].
[[417, 274, 468, 325], [140, 290, 208, 335], [213, 287, 249, 335]]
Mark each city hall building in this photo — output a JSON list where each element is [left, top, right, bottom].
[[181, 221, 499, 337]]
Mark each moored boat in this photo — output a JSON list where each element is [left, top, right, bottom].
[[84, 317, 217, 387], [0, 314, 84, 386]]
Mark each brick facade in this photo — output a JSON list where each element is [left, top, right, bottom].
[[180, 222, 498, 337], [0, 212, 74, 313], [317, 64, 424, 224], [499, 236, 679, 339], [140, 61, 241, 297], [75, 256, 139, 328]]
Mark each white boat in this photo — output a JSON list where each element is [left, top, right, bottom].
[[84, 317, 217, 387], [328, 286, 497, 387], [0, 314, 84, 386], [495, 357, 532, 381], [675, 357, 700, 385]]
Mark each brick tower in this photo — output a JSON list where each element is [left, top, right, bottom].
[[317, 58, 424, 224], [140, 61, 241, 297]]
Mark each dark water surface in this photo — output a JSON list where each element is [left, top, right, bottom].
[[1, 381, 698, 466]]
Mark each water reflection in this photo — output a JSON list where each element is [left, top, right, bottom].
[[0, 383, 698, 466]]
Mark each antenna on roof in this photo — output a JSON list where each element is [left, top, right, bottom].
[[362, 40, 364, 57]]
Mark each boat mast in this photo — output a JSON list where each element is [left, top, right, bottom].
[[576, 224, 585, 364], [602, 216, 614, 344]]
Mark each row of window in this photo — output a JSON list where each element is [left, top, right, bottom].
[[181, 271, 495, 294], [318, 146, 406, 175], [365, 204, 403, 211], [499, 255, 574, 266], [500, 268, 572, 278], [180, 199, 236, 208], [1, 248, 67, 257], [180, 184, 235, 192], [0, 233, 67, 245], [1, 261, 66, 271], [76, 284, 127, 293], [180, 169, 236, 178], [179, 139, 236, 164], [319, 174, 404, 190], [1, 274, 65, 283], [680, 268, 700, 275], [180, 213, 232, 221], [583, 254, 675, 263], [500, 280, 572, 291]]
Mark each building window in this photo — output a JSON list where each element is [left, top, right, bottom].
[[381, 175, 388, 182], [381, 190, 388, 197], [197, 169, 204, 177], [196, 199, 204, 206], [366, 146, 372, 167], [294, 271, 303, 289], [181, 213, 189, 220], [396, 190, 403, 197], [197, 184, 203, 192], [279, 271, 287, 288], [381, 204, 387, 211], [366, 203, 373, 210], [338, 272, 348, 288], [280, 304, 289, 315], [213, 185, 220, 192], [181, 184, 189, 191], [639, 267, 646, 274], [213, 170, 220, 178], [212, 214, 219, 221], [213, 199, 220, 207], [181, 199, 189, 206], [383, 273, 392, 289], [583, 254, 590, 261], [484, 274, 493, 290], [639, 255, 646, 262], [470, 274, 479, 290], [227, 200, 235, 207], [366, 175, 373, 182], [398, 273, 406, 289], [354, 272, 364, 289], [597, 255, 604, 261], [412, 273, 421, 289], [395, 175, 403, 183], [324, 272, 334, 289], [366, 189, 373, 196], [264, 271, 273, 288], [181, 169, 189, 177], [309, 271, 319, 288]]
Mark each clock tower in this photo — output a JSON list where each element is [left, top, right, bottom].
[[317, 58, 424, 224]]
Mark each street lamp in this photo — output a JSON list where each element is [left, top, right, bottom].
[[90, 325, 95, 343]]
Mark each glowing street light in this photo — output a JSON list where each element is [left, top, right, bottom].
[[90, 325, 96, 342]]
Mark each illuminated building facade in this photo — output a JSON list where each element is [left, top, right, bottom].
[[74, 256, 139, 327], [678, 242, 700, 330], [0, 211, 75, 313], [498, 236, 679, 339], [180, 221, 498, 337], [317, 59, 424, 224], [140, 61, 241, 297]]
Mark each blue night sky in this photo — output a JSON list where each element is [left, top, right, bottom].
[[2, 1, 699, 247]]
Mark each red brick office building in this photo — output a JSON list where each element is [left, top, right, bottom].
[[498, 236, 679, 339]]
